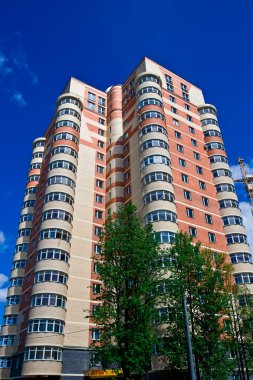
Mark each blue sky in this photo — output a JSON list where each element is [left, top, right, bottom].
[[0, 0, 253, 318]]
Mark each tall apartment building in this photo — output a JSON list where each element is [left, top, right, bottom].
[[0, 57, 252, 379]]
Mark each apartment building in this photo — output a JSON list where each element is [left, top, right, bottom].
[[0, 57, 252, 379]]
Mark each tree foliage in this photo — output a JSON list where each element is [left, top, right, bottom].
[[90, 204, 167, 379]]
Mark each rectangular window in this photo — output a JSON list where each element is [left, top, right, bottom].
[[92, 283, 101, 294], [173, 118, 179, 126], [199, 181, 206, 190], [189, 226, 197, 237], [187, 115, 192, 122], [88, 102, 95, 111], [184, 190, 191, 200], [98, 106, 105, 115], [196, 166, 203, 175], [183, 92, 189, 101], [189, 126, 195, 134], [175, 131, 181, 139], [205, 214, 213, 224], [171, 106, 177, 114], [88, 92, 96, 102], [95, 227, 102, 236], [177, 144, 184, 153], [186, 208, 194, 218], [167, 84, 174, 92], [95, 210, 103, 219], [185, 104, 190, 110], [98, 141, 104, 148], [191, 139, 198, 147], [202, 197, 209, 207], [169, 95, 175, 103], [96, 180, 103, 188], [94, 244, 101, 254], [181, 83, 188, 92], [181, 174, 189, 183], [96, 194, 103, 203], [166, 74, 173, 84], [98, 97, 106, 106], [98, 129, 104, 136], [208, 232, 216, 243], [179, 158, 186, 167], [91, 328, 100, 340], [124, 186, 131, 196], [97, 152, 104, 160], [97, 165, 104, 174], [194, 152, 200, 160], [124, 171, 130, 181], [124, 157, 130, 167], [99, 118, 105, 125]]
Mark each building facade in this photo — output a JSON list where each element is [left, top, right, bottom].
[[0, 57, 252, 379]]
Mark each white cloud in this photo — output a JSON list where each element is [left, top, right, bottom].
[[12, 49, 38, 85], [240, 201, 253, 253], [0, 51, 13, 77], [0, 273, 8, 287], [0, 231, 5, 244], [10, 90, 26, 106], [230, 159, 253, 182], [0, 230, 9, 254], [0, 288, 8, 302]]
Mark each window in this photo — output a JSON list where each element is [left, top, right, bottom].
[[172, 118, 179, 126], [91, 328, 100, 340], [201, 118, 218, 126], [124, 157, 129, 167], [88, 102, 95, 111], [27, 175, 40, 183], [181, 83, 188, 92], [175, 131, 181, 139], [223, 216, 243, 226], [137, 75, 160, 86], [99, 118, 105, 125], [98, 97, 106, 106], [143, 190, 175, 204], [139, 124, 167, 137], [181, 174, 189, 183], [187, 115, 192, 122], [209, 155, 228, 164], [94, 244, 101, 254], [88, 92, 96, 102], [54, 132, 79, 145], [51, 146, 78, 159], [171, 106, 177, 114], [208, 232, 216, 243], [12, 260, 26, 270], [185, 104, 190, 110], [167, 83, 174, 92], [191, 139, 197, 147], [15, 243, 29, 253], [234, 273, 253, 285], [93, 283, 101, 294], [137, 98, 163, 110], [9, 278, 23, 287], [124, 171, 130, 181], [28, 319, 64, 334], [42, 209, 73, 224], [0, 358, 12, 368], [165, 75, 173, 84], [189, 227, 197, 237], [169, 95, 175, 103], [212, 169, 232, 178], [98, 106, 105, 115], [25, 187, 37, 195], [124, 186, 131, 196], [95, 226, 102, 236], [199, 107, 217, 116], [177, 144, 184, 153], [205, 214, 213, 224], [184, 190, 191, 200], [145, 210, 177, 224], [186, 208, 194, 218], [95, 210, 103, 219], [140, 155, 171, 169], [142, 171, 172, 185], [55, 120, 80, 132], [226, 234, 247, 245], [47, 176, 75, 188], [24, 346, 62, 361], [137, 86, 162, 97], [0, 336, 15, 346], [205, 142, 225, 151], [179, 158, 186, 167], [194, 152, 200, 160], [97, 152, 104, 160], [6, 295, 21, 305], [98, 129, 104, 137], [98, 140, 104, 148], [199, 181, 206, 190], [96, 180, 103, 188], [23, 199, 36, 208], [202, 197, 209, 207], [138, 111, 165, 122], [96, 194, 103, 203], [155, 231, 176, 244], [140, 139, 168, 151], [219, 199, 239, 209], [216, 184, 235, 193], [204, 130, 222, 138], [44, 192, 74, 206], [37, 249, 69, 263], [96, 165, 104, 174], [34, 271, 68, 285], [31, 293, 66, 308], [3, 315, 18, 325], [39, 229, 71, 242], [18, 228, 31, 237], [20, 213, 33, 222], [196, 165, 203, 175], [230, 253, 252, 264]]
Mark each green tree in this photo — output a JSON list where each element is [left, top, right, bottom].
[[158, 232, 236, 380], [89, 204, 168, 379]]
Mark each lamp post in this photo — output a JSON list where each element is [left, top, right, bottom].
[[183, 292, 196, 380]]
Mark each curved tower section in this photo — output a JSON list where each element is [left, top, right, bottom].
[[135, 72, 178, 243], [0, 137, 45, 380], [198, 104, 253, 292], [21, 94, 82, 378]]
